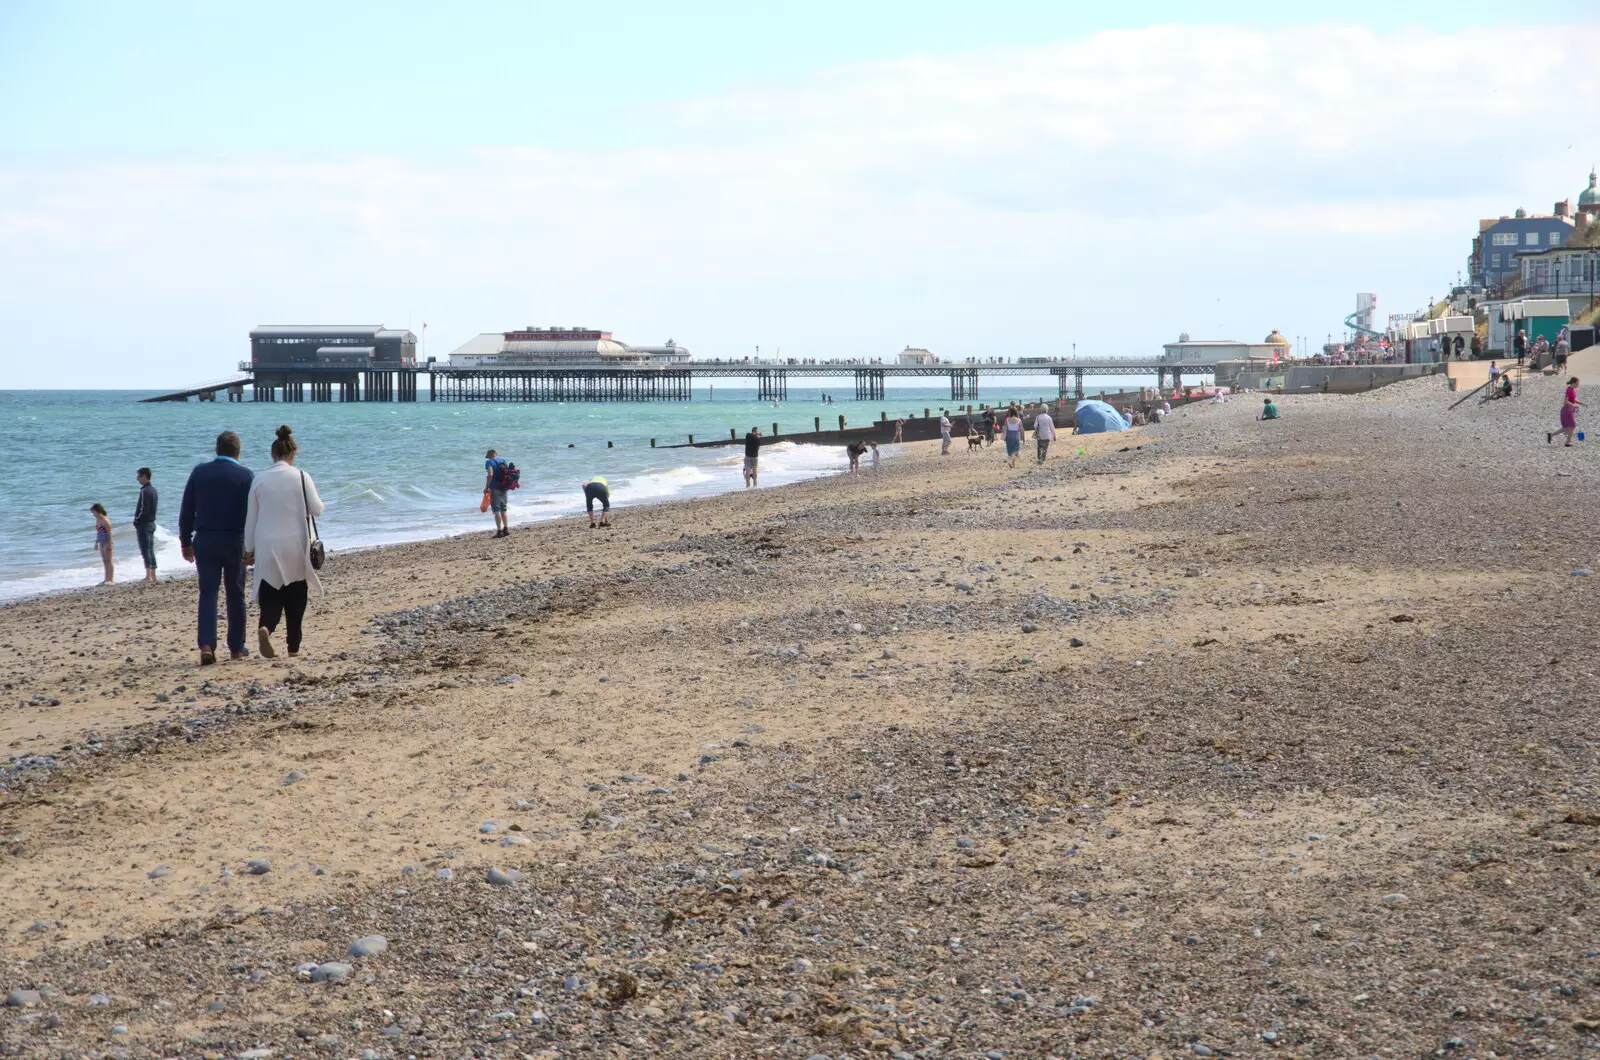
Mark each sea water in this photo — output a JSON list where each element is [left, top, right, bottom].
[[0, 380, 1142, 601]]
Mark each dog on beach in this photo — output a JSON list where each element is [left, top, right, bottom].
[[966, 434, 984, 452]]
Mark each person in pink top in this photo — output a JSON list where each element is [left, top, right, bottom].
[[1549, 377, 1585, 447]]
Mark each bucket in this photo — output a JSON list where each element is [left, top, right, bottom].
[[1579, 431, 1586, 442]]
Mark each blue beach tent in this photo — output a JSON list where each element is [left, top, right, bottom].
[[1074, 399, 1129, 434]]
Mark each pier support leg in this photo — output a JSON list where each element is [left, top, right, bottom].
[[852, 370, 884, 402], [1074, 368, 1085, 400]]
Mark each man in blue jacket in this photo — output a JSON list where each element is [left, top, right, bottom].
[[179, 430, 254, 664], [132, 466, 159, 583]]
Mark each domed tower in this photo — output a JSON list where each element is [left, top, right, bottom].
[[1580, 168, 1600, 221], [1263, 330, 1291, 360]]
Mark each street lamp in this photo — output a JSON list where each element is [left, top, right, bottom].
[[1555, 260, 1561, 298], [1589, 249, 1598, 311]]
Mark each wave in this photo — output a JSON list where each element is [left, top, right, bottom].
[[0, 442, 850, 605], [621, 465, 714, 500], [0, 522, 190, 603]]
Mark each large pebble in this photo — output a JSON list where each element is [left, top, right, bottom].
[[310, 963, 353, 983], [347, 935, 388, 958], [4, 989, 42, 1007], [486, 867, 522, 886], [245, 859, 271, 875]]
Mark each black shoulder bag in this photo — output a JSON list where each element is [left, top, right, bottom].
[[301, 470, 326, 571]]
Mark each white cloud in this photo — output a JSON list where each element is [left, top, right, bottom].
[[2, 21, 1597, 385]]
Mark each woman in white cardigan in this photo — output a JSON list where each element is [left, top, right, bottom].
[[243, 425, 325, 658]]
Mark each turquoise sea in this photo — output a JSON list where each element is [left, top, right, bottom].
[[0, 379, 1142, 601]]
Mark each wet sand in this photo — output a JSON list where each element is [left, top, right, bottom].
[[4, 371, 1600, 1057]]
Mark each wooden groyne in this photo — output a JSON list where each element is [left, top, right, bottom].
[[657, 390, 1204, 449]]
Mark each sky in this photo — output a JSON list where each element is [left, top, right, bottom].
[[2, 0, 1597, 388]]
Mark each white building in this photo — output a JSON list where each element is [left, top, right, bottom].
[[1161, 331, 1291, 365], [898, 346, 937, 365], [447, 327, 692, 367]]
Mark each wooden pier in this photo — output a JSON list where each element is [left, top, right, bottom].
[[142, 360, 1213, 404]]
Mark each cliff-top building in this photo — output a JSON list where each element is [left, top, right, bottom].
[[1467, 169, 1595, 289]]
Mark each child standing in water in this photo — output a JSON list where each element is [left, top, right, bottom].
[[90, 503, 114, 584]]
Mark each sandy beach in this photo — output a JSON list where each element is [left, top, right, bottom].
[[5, 368, 1600, 1058]]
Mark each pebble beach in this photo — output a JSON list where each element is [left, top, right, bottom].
[[5, 360, 1600, 1058]]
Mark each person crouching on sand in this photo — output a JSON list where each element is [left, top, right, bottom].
[[1549, 377, 1585, 447], [584, 476, 611, 528], [90, 503, 113, 584], [847, 439, 866, 474]]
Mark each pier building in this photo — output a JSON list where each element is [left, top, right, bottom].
[[446, 327, 692, 367], [1161, 331, 1290, 365], [241, 325, 420, 402], [249, 325, 417, 367]]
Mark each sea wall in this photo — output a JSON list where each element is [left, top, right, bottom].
[[1224, 363, 1444, 394]]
